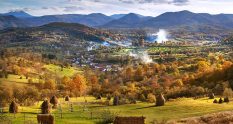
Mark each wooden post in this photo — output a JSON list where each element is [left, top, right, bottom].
[[24, 113, 26, 124], [90, 111, 93, 119]]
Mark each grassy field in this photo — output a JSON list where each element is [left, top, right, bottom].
[[0, 64, 82, 85], [43, 64, 82, 77], [0, 74, 39, 84], [2, 97, 233, 124]]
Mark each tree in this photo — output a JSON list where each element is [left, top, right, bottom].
[[41, 100, 51, 114], [62, 76, 70, 85], [147, 93, 156, 103], [89, 75, 101, 95], [197, 61, 210, 72], [9, 101, 18, 113], [72, 74, 87, 96], [44, 79, 56, 90], [134, 66, 144, 81], [125, 67, 134, 81], [223, 88, 233, 98]]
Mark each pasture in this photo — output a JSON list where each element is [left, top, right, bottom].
[[2, 97, 233, 124]]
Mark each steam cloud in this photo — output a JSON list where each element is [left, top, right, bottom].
[[154, 29, 168, 43], [129, 51, 153, 63]]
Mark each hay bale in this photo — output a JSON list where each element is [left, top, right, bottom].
[[219, 98, 223, 104], [9, 101, 18, 113], [113, 96, 119, 106], [208, 93, 215, 99], [50, 96, 58, 108], [224, 97, 229, 103], [41, 100, 51, 114], [37, 114, 54, 124], [156, 94, 166, 106], [213, 99, 218, 103], [65, 96, 70, 101]]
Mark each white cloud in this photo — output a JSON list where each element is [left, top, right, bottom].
[[0, 0, 233, 16]]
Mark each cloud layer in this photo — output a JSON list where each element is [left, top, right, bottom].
[[0, 0, 233, 16]]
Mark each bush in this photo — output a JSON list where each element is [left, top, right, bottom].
[[130, 99, 136, 104], [113, 96, 119, 106], [50, 96, 58, 108], [41, 100, 51, 114], [139, 94, 146, 102], [209, 93, 215, 99], [9, 101, 18, 113], [65, 96, 70, 101], [224, 97, 230, 103], [97, 109, 118, 124], [156, 94, 166, 106], [213, 99, 218, 103], [219, 98, 223, 104], [147, 93, 156, 103]]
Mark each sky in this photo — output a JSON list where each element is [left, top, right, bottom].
[[0, 0, 233, 16]]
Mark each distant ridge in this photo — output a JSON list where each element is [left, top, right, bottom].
[[3, 11, 33, 18], [0, 10, 233, 29]]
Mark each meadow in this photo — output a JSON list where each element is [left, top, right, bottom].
[[2, 97, 233, 124]]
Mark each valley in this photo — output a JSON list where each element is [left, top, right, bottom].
[[0, 9, 233, 124]]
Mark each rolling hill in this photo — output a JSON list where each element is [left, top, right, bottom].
[[0, 22, 112, 45], [0, 15, 27, 29]]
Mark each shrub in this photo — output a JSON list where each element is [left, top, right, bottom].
[[97, 109, 119, 124], [139, 94, 146, 102], [147, 93, 156, 103], [9, 101, 18, 113], [41, 100, 51, 114], [224, 97, 230, 103], [50, 96, 58, 108], [213, 99, 218, 103], [156, 94, 166, 106], [130, 99, 136, 104], [113, 96, 119, 106], [219, 98, 223, 104], [65, 96, 70, 101], [209, 93, 215, 99]]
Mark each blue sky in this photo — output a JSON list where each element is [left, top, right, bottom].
[[0, 0, 233, 16]]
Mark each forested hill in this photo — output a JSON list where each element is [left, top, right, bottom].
[[0, 22, 113, 45]]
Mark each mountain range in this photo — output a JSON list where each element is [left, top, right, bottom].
[[1, 10, 233, 29]]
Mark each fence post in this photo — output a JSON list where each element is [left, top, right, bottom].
[[24, 113, 26, 124], [90, 111, 93, 119]]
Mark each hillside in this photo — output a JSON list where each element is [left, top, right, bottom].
[[0, 22, 111, 45], [0, 15, 27, 29]]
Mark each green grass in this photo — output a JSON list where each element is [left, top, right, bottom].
[[0, 74, 39, 84], [43, 64, 82, 77], [3, 97, 233, 124]]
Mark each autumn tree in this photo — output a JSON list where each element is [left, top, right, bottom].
[[71, 74, 87, 96], [44, 79, 56, 90], [125, 67, 134, 81]]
